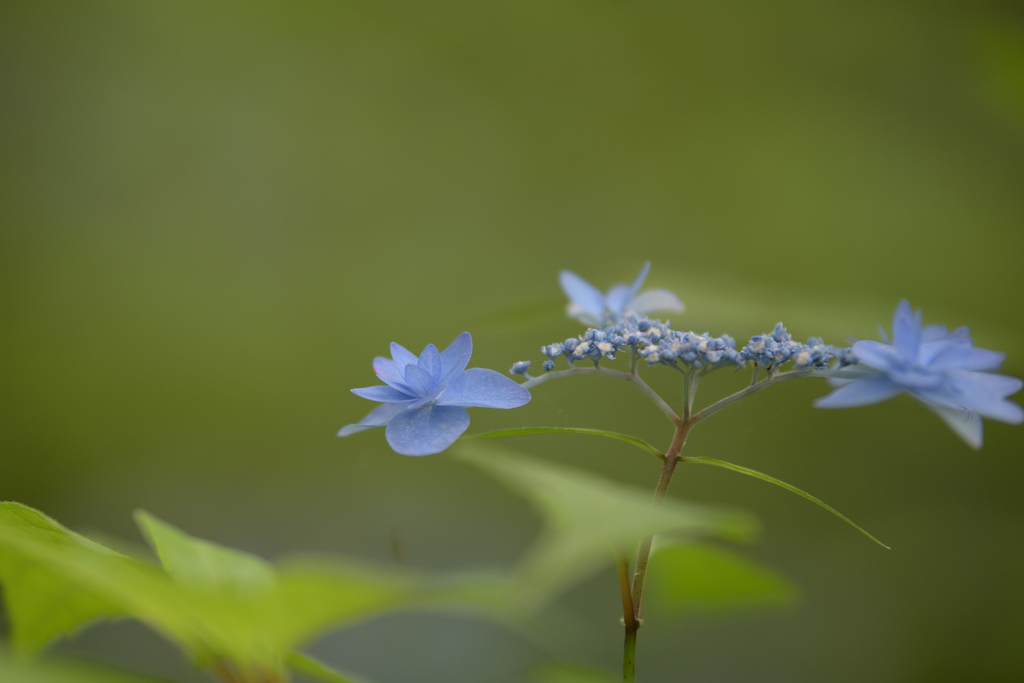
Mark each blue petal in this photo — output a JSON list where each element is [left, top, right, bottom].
[[946, 326, 972, 341], [814, 374, 904, 408], [372, 356, 416, 394], [352, 387, 415, 403], [920, 324, 950, 344], [338, 401, 413, 437], [627, 289, 684, 315], [384, 404, 471, 456], [559, 270, 605, 321], [440, 332, 473, 381], [921, 340, 1005, 372], [418, 343, 442, 383], [403, 363, 436, 396], [626, 261, 651, 301], [922, 402, 983, 449], [891, 300, 922, 361], [943, 371, 1024, 423], [373, 356, 402, 383], [351, 385, 416, 402], [888, 368, 944, 390], [390, 342, 419, 371], [852, 340, 903, 371], [436, 368, 532, 409], [605, 284, 631, 315]]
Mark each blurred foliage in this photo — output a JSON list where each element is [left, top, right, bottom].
[[1, 450, 781, 681], [2, 1, 1023, 681]]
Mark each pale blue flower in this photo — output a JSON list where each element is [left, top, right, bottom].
[[815, 300, 1023, 448], [339, 332, 531, 456], [559, 262, 684, 326]]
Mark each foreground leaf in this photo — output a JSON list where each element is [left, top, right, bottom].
[[0, 502, 474, 678], [0, 650, 175, 683], [528, 663, 619, 683], [452, 442, 757, 610], [680, 457, 890, 549], [645, 542, 796, 613], [288, 652, 368, 683], [0, 503, 141, 656]]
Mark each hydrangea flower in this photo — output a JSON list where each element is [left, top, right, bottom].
[[559, 261, 684, 326], [525, 313, 852, 375], [815, 300, 1023, 448], [338, 332, 531, 456]]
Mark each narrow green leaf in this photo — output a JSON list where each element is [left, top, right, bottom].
[[465, 427, 663, 459], [288, 652, 369, 683], [453, 442, 758, 610], [681, 457, 890, 549], [645, 542, 797, 613]]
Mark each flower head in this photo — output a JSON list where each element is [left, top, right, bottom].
[[559, 262, 684, 326], [338, 332, 531, 456], [815, 300, 1023, 448]]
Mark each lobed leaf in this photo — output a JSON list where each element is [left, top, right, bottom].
[[287, 652, 369, 683], [452, 442, 757, 610], [644, 542, 796, 613], [528, 663, 620, 683], [0, 649, 177, 683], [0, 503, 142, 656], [0, 502, 481, 678]]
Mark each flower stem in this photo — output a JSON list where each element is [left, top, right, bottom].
[[618, 555, 639, 683], [521, 366, 680, 424], [625, 420, 690, 680], [690, 367, 861, 425]]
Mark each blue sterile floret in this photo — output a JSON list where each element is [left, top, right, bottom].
[[815, 300, 1023, 448], [339, 332, 531, 456], [559, 261, 684, 326]]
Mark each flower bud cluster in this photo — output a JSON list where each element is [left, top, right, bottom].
[[515, 315, 858, 375], [739, 324, 856, 371]]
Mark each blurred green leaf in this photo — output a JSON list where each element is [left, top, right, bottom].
[[527, 662, 619, 683], [466, 426, 663, 459], [453, 442, 758, 610], [135, 511, 276, 595], [0, 649, 176, 683], [645, 542, 796, 613], [288, 652, 369, 683], [0, 502, 486, 679], [682, 457, 890, 549], [0, 502, 136, 655]]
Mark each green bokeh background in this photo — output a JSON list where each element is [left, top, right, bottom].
[[3, 1, 1023, 681]]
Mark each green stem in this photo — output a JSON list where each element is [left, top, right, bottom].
[[626, 419, 689, 679], [618, 556, 638, 683], [690, 367, 862, 425], [521, 365, 680, 424]]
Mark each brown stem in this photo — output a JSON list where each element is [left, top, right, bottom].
[[618, 555, 639, 681], [630, 420, 689, 618]]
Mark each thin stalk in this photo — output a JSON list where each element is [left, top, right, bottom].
[[690, 367, 864, 425], [681, 371, 692, 421], [615, 362, 863, 678], [618, 556, 639, 682], [630, 420, 689, 621], [521, 365, 680, 424]]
